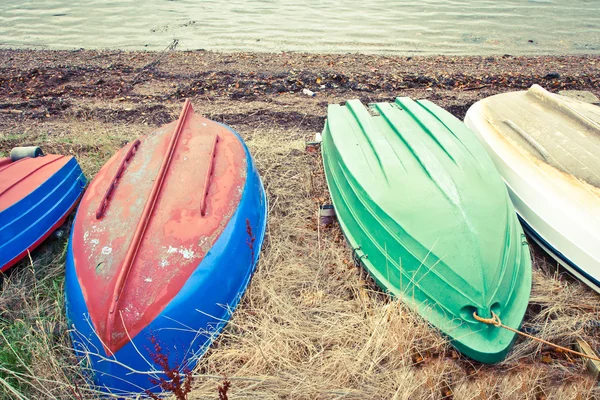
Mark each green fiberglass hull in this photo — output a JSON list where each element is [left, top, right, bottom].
[[322, 98, 532, 363]]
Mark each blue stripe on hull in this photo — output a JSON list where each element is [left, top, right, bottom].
[[0, 158, 87, 269], [518, 216, 600, 290], [65, 128, 268, 395]]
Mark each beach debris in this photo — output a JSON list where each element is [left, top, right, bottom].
[[319, 204, 336, 225], [573, 338, 600, 381], [2, 52, 599, 124], [302, 88, 316, 97], [544, 72, 560, 79], [131, 39, 179, 85], [305, 131, 322, 152], [10, 146, 43, 161]]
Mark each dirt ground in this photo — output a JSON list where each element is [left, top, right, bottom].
[[1, 49, 599, 130], [1, 49, 600, 399]]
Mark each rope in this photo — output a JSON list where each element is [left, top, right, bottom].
[[473, 311, 600, 362]]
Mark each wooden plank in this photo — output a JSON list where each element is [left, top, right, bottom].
[[574, 338, 600, 381]]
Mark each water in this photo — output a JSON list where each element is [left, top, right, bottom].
[[0, 0, 599, 55]]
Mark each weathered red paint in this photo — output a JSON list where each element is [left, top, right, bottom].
[[199, 133, 219, 216], [0, 155, 69, 212], [96, 139, 141, 219], [71, 100, 247, 354]]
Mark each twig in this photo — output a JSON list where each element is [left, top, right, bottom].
[[464, 84, 489, 91], [131, 39, 179, 85]]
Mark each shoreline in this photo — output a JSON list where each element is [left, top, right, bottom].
[[1, 49, 599, 127]]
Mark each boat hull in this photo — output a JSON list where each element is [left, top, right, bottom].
[[0, 155, 86, 271], [465, 85, 600, 293], [322, 98, 531, 363], [65, 102, 267, 395]]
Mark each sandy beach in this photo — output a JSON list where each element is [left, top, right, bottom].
[[1, 49, 600, 398]]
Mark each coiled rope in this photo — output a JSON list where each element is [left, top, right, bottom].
[[473, 311, 600, 362]]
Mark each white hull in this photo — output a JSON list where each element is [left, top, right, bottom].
[[464, 85, 600, 294]]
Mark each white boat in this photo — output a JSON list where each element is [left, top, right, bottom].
[[464, 84, 600, 293]]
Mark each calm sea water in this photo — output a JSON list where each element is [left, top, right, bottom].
[[0, 0, 599, 55]]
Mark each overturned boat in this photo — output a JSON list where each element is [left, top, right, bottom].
[[65, 100, 267, 395], [322, 98, 532, 363], [465, 84, 600, 293], [0, 148, 86, 271]]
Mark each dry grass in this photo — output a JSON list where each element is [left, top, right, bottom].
[[185, 130, 600, 399], [1, 113, 600, 399]]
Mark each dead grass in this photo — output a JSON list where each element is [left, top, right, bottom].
[[1, 109, 599, 399], [184, 130, 600, 399]]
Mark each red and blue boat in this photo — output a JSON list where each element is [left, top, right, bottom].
[[65, 100, 267, 395], [0, 150, 86, 271]]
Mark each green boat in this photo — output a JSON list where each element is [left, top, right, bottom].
[[321, 98, 532, 363]]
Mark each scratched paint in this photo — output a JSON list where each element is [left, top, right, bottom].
[[166, 245, 196, 259], [71, 102, 247, 353]]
